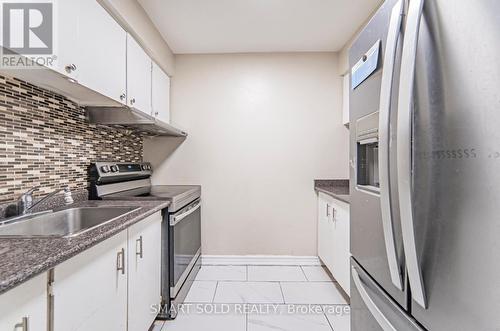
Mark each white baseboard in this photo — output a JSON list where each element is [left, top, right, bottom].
[[201, 255, 322, 266]]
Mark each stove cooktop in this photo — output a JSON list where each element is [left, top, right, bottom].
[[102, 185, 201, 212]]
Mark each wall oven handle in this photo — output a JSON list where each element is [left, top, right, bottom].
[[351, 267, 397, 331], [378, 0, 404, 291], [397, 0, 427, 309], [170, 200, 201, 226]]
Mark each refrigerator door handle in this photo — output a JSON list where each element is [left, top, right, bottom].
[[351, 266, 398, 331], [397, 0, 427, 309], [378, 0, 404, 291]]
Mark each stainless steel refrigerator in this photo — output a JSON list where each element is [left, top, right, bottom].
[[349, 0, 500, 330]]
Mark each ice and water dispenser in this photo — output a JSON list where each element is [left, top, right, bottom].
[[356, 111, 380, 192]]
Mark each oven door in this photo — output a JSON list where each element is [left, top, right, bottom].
[[169, 199, 201, 298]]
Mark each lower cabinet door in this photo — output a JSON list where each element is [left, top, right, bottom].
[[127, 212, 162, 331], [0, 273, 47, 331], [53, 231, 128, 331], [331, 199, 351, 296], [318, 192, 351, 296], [318, 193, 335, 272]]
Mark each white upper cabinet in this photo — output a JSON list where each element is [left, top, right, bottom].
[[0, 273, 47, 331], [152, 61, 171, 123], [342, 73, 350, 127], [2, 0, 176, 113], [76, 0, 127, 105], [55, 0, 79, 80], [127, 34, 152, 115]]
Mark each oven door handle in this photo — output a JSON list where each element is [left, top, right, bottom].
[[170, 200, 201, 226]]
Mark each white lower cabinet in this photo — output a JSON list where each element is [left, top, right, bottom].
[[0, 273, 47, 331], [318, 194, 335, 272], [127, 213, 162, 331], [53, 231, 128, 331], [317, 192, 351, 296], [52, 212, 162, 331]]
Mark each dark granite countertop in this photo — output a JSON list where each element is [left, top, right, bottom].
[[0, 199, 170, 294], [314, 179, 350, 204]]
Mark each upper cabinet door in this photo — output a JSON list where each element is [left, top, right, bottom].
[[342, 74, 350, 127], [152, 62, 171, 123], [54, 0, 79, 79], [77, 0, 127, 104], [127, 35, 152, 115]]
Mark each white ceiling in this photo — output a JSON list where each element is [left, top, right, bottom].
[[138, 0, 382, 54]]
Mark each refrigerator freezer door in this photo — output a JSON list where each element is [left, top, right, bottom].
[[406, 0, 500, 330], [351, 258, 423, 331], [349, 0, 407, 309]]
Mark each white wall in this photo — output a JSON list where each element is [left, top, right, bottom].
[[144, 53, 349, 256]]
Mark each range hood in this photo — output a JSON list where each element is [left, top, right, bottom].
[[86, 107, 187, 137]]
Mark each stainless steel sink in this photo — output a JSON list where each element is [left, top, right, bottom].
[[0, 206, 140, 238]]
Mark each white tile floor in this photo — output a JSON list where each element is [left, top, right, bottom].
[[154, 265, 351, 331]]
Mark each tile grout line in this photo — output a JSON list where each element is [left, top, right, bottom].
[[278, 281, 286, 304], [245, 308, 249, 331], [211, 281, 219, 303], [323, 308, 335, 331], [160, 320, 167, 331], [300, 265, 310, 281]]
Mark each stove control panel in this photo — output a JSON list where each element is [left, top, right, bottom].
[[90, 162, 153, 182]]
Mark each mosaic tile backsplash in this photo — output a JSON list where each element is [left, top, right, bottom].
[[0, 74, 143, 203]]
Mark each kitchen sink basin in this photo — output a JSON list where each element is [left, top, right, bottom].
[[0, 206, 140, 238]]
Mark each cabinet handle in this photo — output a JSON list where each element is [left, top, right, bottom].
[[120, 93, 126, 101], [136, 236, 143, 259], [155, 111, 159, 116], [130, 98, 136, 105], [14, 316, 28, 331], [116, 248, 125, 275], [332, 207, 337, 222], [65, 64, 77, 73], [326, 204, 330, 217]]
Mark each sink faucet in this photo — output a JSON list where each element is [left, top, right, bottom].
[[17, 186, 73, 215], [17, 187, 38, 215]]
